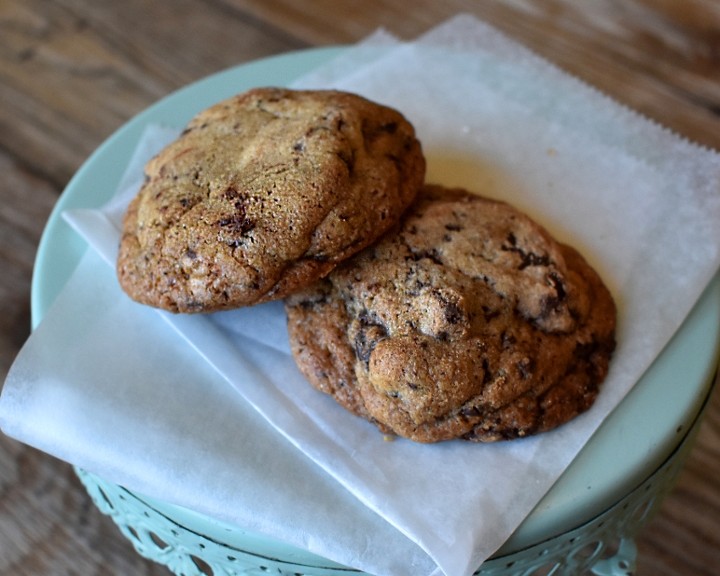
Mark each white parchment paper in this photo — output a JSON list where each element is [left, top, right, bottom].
[[3, 15, 720, 576]]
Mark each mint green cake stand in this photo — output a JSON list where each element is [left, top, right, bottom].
[[32, 48, 720, 575]]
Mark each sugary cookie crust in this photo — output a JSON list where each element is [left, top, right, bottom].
[[117, 88, 425, 312], [285, 185, 616, 443]]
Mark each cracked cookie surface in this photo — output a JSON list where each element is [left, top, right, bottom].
[[285, 185, 616, 443], [117, 88, 425, 312]]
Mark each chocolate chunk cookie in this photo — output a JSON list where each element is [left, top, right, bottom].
[[285, 185, 616, 443], [117, 88, 425, 312]]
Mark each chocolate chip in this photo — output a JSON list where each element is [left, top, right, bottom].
[[294, 290, 329, 310], [216, 201, 255, 237], [536, 273, 569, 320], [482, 358, 492, 384], [354, 315, 388, 367], [223, 186, 241, 200], [217, 215, 255, 233], [517, 357, 534, 379], [501, 331, 516, 349], [410, 249, 443, 266], [547, 271, 567, 302], [574, 341, 599, 362], [501, 232, 551, 270], [519, 252, 550, 270], [443, 301, 463, 324], [461, 405, 482, 418]]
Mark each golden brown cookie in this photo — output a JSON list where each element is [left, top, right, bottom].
[[285, 185, 616, 443], [117, 88, 425, 312]]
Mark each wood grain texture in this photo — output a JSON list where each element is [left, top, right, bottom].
[[227, 0, 720, 150], [0, 0, 304, 187], [0, 1, 718, 574]]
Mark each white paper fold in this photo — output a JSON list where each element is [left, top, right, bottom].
[[3, 15, 720, 576], [2, 247, 436, 576]]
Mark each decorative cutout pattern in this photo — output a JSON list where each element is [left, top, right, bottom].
[[475, 450, 686, 576], [76, 424, 696, 576]]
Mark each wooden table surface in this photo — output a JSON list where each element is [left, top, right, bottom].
[[1, 1, 719, 574]]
